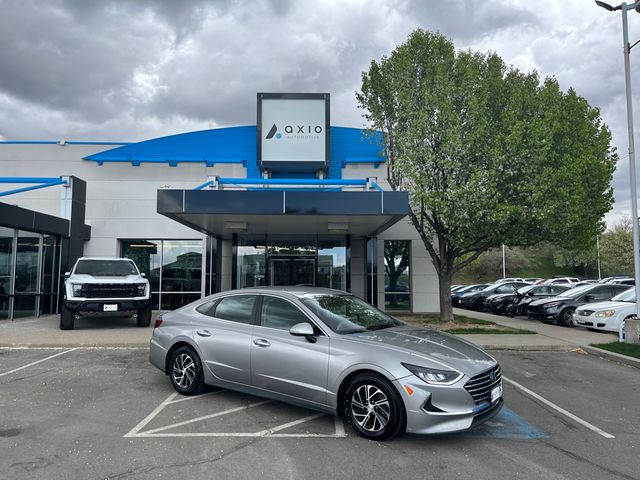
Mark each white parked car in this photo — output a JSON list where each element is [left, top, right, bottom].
[[573, 287, 635, 333], [543, 277, 581, 285]]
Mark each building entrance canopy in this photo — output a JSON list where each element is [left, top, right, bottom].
[[157, 190, 409, 238]]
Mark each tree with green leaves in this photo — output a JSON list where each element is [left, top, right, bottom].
[[357, 29, 616, 320], [600, 217, 633, 277]]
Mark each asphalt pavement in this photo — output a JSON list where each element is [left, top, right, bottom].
[[1, 348, 638, 480]]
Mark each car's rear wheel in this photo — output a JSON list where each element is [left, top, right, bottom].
[[136, 307, 152, 327], [559, 308, 576, 327], [169, 346, 204, 395], [474, 298, 485, 311], [59, 303, 75, 330], [343, 373, 405, 441]]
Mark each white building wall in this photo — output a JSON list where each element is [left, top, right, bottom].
[[1, 143, 440, 312], [0, 143, 246, 256]]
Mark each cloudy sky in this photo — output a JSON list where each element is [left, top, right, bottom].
[[1, 0, 639, 227]]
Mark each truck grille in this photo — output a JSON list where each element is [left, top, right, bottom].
[[464, 365, 502, 405], [81, 284, 141, 298]]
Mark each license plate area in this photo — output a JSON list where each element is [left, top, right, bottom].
[[103, 304, 118, 312], [491, 383, 503, 403]]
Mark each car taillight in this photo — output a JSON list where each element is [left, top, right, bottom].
[[154, 318, 163, 329]]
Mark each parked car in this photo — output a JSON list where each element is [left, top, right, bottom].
[[542, 277, 581, 286], [451, 284, 489, 307], [573, 287, 635, 333], [150, 287, 503, 440], [505, 284, 571, 317], [458, 282, 529, 311], [61, 257, 151, 330], [493, 277, 526, 284], [483, 285, 537, 315], [524, 278, 542, 284], [606, 277, 634, 285], [527, 283, 630, 327]]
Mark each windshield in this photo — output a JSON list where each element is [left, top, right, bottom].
[[558, 284, 596, 299], [75, 259, 138, 276], [301, 294, 404, 334], [611, 287, 635, 303]]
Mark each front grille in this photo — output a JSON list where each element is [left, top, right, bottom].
[[527, 304, 542, 314], [81, 284, 140, 298], [464, 365, 502, 405]]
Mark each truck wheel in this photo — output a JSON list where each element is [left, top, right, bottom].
[[59, 304, 75, 330], [137, 307, 152, 327]]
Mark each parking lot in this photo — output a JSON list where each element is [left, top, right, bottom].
[[1, 347, 639, 480]]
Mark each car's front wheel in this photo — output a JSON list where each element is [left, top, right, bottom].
[[169, 346, 204, 395], [59, 303, 74, 330], [559, 308, 576, 327], [136, 307, 152, 327], [343, 373, 405, 440]]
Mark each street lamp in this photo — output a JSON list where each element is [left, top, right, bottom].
[[596, 0, 640, 317]]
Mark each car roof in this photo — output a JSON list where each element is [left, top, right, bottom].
[[77, 257, 134, 261], [229, 286, 348, 298]]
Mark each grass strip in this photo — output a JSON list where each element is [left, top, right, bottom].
[[591, 341, 640, 359]]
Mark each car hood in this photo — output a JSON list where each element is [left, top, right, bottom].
[[576, 300, 634, 313], [347, 326, 496, 377], [529, 295, 571, 307], [68, 274, 145, 284]]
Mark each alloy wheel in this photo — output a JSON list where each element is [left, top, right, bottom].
[[172, 353, 196, 389], [350, 384, 391, 433]]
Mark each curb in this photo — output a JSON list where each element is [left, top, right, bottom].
[[482, 345, 574, 352], [0, 343, 149, 349], [583, 345, 640, 370]]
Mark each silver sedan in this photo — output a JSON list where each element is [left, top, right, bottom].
[[149, 287, 503, 440]]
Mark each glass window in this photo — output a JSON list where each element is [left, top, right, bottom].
[[0, 227, 14, 320], [237, 235, 267, 288], [75, 259, 138, 276], [122, 240, 161, 294], [39, 235, 59, 315], [161, 240, 202, 293], [214, 295, 256, 324], [268, 236, 316, 256], [383, 240, 411, 311], [261, 296, 309, 330], [15, 231, 40, 293], [317, 236, 347, 291], [195, 300, 218, 316]]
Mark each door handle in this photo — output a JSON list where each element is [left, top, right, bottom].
[[253, 338, 271, 348], [196, 330, 212, 337]]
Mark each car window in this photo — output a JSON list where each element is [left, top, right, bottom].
[[495, 284, 516, 293], [214, 295, 256, 324], [195, 300, 218, 317], [261, 296, 309, 331]]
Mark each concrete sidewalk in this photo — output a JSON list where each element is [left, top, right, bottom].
[[453, 307, 618, 349]]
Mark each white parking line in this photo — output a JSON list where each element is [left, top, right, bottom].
[[124, 393, 178, 438], [142, 400, 272, 435], [0, 348, 77, 378], [502, 375, 615, 439]]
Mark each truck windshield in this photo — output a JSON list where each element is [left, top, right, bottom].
[[75, 260, 138, 276]]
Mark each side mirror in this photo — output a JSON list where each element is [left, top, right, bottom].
[[141, 273, 146, 277], [289, 322, 317, 343], [585, 294, 594, 302], [64, 272, 71, 278]]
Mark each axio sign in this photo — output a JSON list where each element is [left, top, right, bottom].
[[258, 93, 330, 172]]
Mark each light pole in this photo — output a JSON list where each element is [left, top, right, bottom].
[[596, 1, 640, 317], [502, 244, 506, 279]]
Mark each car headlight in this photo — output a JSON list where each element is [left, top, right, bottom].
[[137, 284, 147, 296], [543, 302, 563, 309], [71, 284, 83, 297], [595, 310, 616, 318], [401, 363, 464, 385]]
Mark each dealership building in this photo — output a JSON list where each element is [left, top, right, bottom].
[[0, 93, 438, 320]]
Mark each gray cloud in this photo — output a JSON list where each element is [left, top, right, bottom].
[[0, 0, 638, 227]]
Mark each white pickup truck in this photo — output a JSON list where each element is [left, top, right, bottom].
[[61, 257, 151, 330]]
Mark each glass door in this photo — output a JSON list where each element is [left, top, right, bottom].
[[269, 257, 315, 286]]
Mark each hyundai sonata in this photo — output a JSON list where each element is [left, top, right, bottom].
[[149, 287, 503, 440]]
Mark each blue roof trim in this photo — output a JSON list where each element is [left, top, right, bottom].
[[0, 141, 131, 145], [82, 126, 386, 178]]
